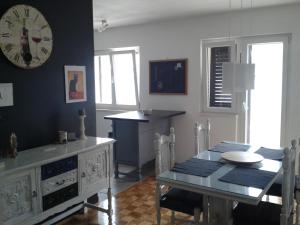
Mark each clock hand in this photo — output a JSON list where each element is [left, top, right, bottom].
[[20, 18, 32, 66]]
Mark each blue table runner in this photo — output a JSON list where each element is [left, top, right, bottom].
[[219, 167, 277, 189], [171, 158, 224, 177], [209, 142, 251, 153], [255, 147, 284, 161]]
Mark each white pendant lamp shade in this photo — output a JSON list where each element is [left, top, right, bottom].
[[222, 63, 255, 93]]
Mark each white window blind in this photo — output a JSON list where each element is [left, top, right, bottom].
[[209, 46, 232, 108]]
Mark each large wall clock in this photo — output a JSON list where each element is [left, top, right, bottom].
[[0, 5, 53, 69]]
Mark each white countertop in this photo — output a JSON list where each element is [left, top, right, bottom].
[[0, 137, 115, 177]]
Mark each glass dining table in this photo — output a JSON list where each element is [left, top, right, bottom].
[[156, 143, 283, 225]]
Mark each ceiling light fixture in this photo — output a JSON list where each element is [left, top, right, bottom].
[[222, 0, 255, 93], [94, 19, 109, 32]]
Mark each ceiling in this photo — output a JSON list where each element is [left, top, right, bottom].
[[93, 0, 300, 29]]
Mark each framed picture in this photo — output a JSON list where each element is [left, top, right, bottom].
[[0, 83, 13, 107], [64, 65, 87, 103], [149, 59, 188, 95]]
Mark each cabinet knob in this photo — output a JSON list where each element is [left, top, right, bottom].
[[81, 172, 86, 178], [56, 179, 65, 186]]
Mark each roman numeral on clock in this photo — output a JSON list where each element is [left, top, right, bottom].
[[41, 25, 48, 30], [25, 8, 29, 17], [1, 33, 11, 38], [34, 14, 39, 22], [13, 10, 20, 18], [5, 44, 13, 53], [14, 53, 20, 63], [43, 37, 51, 42], [41, 47, 48, 55], [5, 19, 13, 26]]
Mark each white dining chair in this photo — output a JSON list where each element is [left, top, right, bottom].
[[155, 127, 204, 225], [232, 139, 297, 225], [263, 147, 300, 225], [194, 119, 211, 155]]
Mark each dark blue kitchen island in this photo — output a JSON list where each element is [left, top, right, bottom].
[[104, 110, 185, 179]]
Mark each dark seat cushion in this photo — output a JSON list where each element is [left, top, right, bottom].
[[266, 174, 297, 197], [233, 201, 281, 225], [266, 174, 283, 196], [160, 188, 203, 215]]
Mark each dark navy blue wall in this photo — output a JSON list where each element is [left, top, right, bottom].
[[0, 0, 96, 151]]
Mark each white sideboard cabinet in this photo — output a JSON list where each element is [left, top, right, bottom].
[[0, 137, 115, 225]]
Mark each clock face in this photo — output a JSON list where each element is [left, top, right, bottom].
[[0, 5, 53, 69]]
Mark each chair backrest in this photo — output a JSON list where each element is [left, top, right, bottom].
[[194, 119, 211, 155], [154, 127, 175, 176], [281, 139, 297, 225]]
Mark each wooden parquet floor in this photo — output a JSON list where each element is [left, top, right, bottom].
[[58, 176, 191, 225]]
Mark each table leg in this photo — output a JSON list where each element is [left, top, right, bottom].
[[203, 195, 209, 225], [156, 182, 161, 225], [114, 162, 119, 178], [138, 167, 142, 180], [209, 197, 233, 225], [107, 187, 113, 225]]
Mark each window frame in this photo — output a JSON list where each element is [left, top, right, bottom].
[[95, 49, 140, 110], [201, 39, 238, 113]]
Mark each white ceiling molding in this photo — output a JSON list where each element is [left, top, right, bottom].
[[93, 0, 300, 28]]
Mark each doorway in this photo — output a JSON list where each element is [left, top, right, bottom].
[[242, 36, 288, 148]]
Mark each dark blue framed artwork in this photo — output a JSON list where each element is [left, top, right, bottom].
[[149, 59, 188, 94]]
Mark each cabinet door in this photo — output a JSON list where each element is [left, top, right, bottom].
[[0, 169, 37, 225], [79, 144, 112, 197]]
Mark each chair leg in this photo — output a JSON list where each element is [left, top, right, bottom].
[[171, 210, 176, 225], [194, 207, 201, 225], [280, 212, 289, 225], [156, 182, 161, 225], [296, 190, 300, 225]]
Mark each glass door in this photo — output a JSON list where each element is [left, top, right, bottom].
[[240, 35, 288, 147]]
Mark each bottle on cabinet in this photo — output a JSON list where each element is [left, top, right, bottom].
[[9, 132, 17, 158]]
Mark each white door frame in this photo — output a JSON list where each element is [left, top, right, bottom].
[[237, 34, 290, 146]]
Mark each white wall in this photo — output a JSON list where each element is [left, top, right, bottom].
[[94, 4, 300, 163]]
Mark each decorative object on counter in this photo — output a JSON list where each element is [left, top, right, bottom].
[[65, 65, 87, 103], [0, 83, 13, 107], [0, 4, 53, 69], [149, 58, 188, 95], [79, 109, 87, 140], [140, 108, 152, 115], [9, 133, 17, 158], [58, 131, 68, 144], [78, 108, 86, 116], [67, 132, 77, 141]]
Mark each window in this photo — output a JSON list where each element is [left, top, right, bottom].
[[94, 48, 139, 109], [202, 41, 236, 112]]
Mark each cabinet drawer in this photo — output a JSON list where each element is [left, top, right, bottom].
[[41, 155, 78, 180], [41, 169, 78, 196]]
